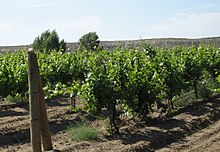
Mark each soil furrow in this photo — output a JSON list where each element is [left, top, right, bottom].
[[1, 98, 220, 152]]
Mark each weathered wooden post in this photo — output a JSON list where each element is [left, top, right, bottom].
[[37, 67, 53, 151], [28, 48, 53, 151], [28, 48, 41, 152]]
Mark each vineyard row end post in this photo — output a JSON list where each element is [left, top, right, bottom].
[[28, 48, 53, 152]]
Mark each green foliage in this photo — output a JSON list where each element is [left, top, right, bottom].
[[181, 46, 204, 98], [217, 75, 220, 83], [59, 39, 67, 53], [33, 29, 66, 53], [215, 75, 220, 93], [5, 93, 26, 104], [173, 91, 196, 108], [154, 47, 186, 108], [0, 50, 28, 98], [69, 106, 85, 113], [198, 83, 212, 99], [198, 79, 220, 99], [1, 44, 220, 133], [200, 46, 220, 79], [68, 122, 98, 141], [78, 32, 100, 51]]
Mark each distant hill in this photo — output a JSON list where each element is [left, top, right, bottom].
[[1, 36, 220, 53], [98, 36, 220, 50]]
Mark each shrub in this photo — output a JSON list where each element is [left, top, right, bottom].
[[198, 79, 219, 99], [33, 29, 66, 53], [78, 32, 100, 51]]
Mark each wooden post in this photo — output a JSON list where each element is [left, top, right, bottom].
[[28, 48, 41, 152], [28, 48, 53, 151], [38, 70, 53, 150]]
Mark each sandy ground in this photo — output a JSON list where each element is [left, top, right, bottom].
[[156, 119, 220, 152], [0, 97, 220, 152]]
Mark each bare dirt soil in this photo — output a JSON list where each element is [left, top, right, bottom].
[[0, 97, 220, 152]]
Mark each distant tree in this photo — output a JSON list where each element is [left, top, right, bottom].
[[59, 39, 67, 53], [33, 29, 66, 53], [78, 32, 100, 51]]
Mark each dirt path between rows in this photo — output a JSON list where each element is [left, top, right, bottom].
[[157, 119, 220, 152], [0, 97, 220, 152]]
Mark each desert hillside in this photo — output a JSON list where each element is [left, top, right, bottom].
[[1, 37, 220, 53]]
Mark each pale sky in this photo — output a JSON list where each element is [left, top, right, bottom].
[[0, 0, 220, 46]]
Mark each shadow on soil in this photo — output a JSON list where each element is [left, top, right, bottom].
[[1, 97, 220, 151], [0, 129, 30, 148], [116, 98, 220, 151], [0, 110, 28, 117], [0, 99, 72, 148], [0, 114, 78, 148], [46, 97, 70, 107]]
